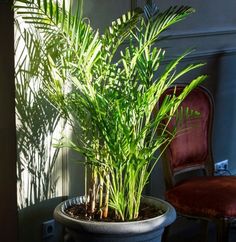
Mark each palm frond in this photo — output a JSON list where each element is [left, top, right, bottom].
[[102, 11, 141, 61], [144, 1, 159, 20]]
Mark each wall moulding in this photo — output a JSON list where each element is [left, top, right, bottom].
[[156, 28, 236, 62], [163, 48, 236, 64], [163, 28, 236, 40], [158, 47, 236, 64]]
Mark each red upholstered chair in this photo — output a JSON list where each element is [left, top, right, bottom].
[[160, 84, 236, 242]]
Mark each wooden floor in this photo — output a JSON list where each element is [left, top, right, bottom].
[[166, 217, 236, 242]]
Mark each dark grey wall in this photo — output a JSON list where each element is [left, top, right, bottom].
[[211, 54, 236, 173], [83, 0, 131, 31]]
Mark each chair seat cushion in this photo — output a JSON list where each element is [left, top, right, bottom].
[[166, 176, 236, 218]]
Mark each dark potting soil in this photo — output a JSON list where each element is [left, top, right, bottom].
[[65, 202, 164, 222]]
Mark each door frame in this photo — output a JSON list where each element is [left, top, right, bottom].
[[0, 0, 18, 241]]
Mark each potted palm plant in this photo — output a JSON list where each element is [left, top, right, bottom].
[[15, 0, 207, 241]]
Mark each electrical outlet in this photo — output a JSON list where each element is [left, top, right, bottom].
[[42, 219, 55, 239], [215, 159, 229, 171]]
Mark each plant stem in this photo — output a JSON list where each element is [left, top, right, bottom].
[[99, 172, 104, 219], [103, 173, 110, 218], [90, 168, 97, 214]]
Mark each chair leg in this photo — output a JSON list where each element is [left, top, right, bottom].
[[216, 219, 229, 242], [200, 219, 209, 242], [162, 225, 171, 242]]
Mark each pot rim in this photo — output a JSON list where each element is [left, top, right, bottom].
[[54, 195, 176, 234]]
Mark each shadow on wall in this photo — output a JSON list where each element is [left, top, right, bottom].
[[67, 148, 86, 197], [208, 52, 236, 173], [16, 65, 66, 242], [15, 20, 65, 209], [204, 53, 223, 95], [15, 22, 67, 242]]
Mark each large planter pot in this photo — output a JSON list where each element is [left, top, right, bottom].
[[54, 196, 176, 242]]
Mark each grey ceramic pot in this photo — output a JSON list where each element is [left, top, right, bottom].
[[54, 196, 176, 242]]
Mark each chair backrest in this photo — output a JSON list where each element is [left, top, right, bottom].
[[161, 84, 214, 190]]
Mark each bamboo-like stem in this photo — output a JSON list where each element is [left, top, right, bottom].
[[84, 158, 88, 214], [103, 173, 110, 218], [99, 172, 104, 219], [90, 168, 98, 214]]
